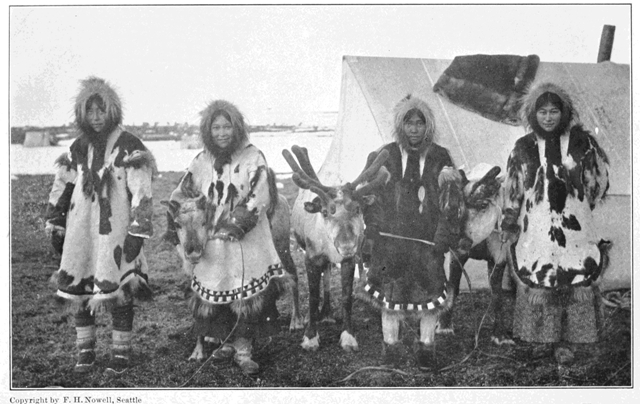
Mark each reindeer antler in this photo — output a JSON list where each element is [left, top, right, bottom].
[[282, 147, 331, 191], [349, 149, 390, 189], [291, 145, 321, 182], [353, 166, 390, 199], [283, 147, 336, 212]]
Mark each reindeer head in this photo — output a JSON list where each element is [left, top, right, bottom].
[[459, 164, 505, 246], [283, 145, 389, 258], [161, 195, 213, 265]]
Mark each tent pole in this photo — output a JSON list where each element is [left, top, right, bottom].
[[597, 25, 616, 63]]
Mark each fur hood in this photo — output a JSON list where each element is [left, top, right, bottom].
[[520, 82, 579, 133], [199, 99, 249, 157], [74, 76, 122, 136], [392, 94, 437, 150]]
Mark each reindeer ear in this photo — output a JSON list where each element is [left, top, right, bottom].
[[459, 169, 469, 186], [304, 199, 323, 213], [160, 200, 180, 215], [196, 195, 208, 211], [361, 195, 377, 206]]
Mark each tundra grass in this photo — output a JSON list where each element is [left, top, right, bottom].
[[9, 173, 631, 388]]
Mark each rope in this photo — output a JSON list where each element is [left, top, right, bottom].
[[602, 290, 631, 310], [379, 232, 435, 246]]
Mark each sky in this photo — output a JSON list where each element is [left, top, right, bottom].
[[8, 3, 632, 127]]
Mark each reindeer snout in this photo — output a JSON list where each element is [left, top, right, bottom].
[[334, 225, 359, 258], [184, 242, 203, 263]]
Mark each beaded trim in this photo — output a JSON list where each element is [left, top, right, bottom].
[[364, 283, 448, 311], [192, 263, 284, 303]]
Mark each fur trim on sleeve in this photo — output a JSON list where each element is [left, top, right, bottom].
[[438, 166, 462, 187], [54, 152, 73, 169], [122, 149, 158, 177]]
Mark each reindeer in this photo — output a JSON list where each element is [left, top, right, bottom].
[[162, 170, 304, 361], [436, 164, 517, 345], [282, 145, 389, 352]]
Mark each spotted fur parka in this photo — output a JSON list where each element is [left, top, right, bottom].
[[45, 77, 156, 310], [169, 100, 286, 320], [504, 81, 611, 292]]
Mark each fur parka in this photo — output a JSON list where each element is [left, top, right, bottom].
[[170, 100, 287, 322], [359, 95, 458, 317], [46, 77, 156, 311], [504, 82, 611, 343]]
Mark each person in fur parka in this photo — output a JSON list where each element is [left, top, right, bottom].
[[502, 82, 611, 359], [45, 76, 156, 374], [359, 94, 463, 369], [168, 99, 289, 376]]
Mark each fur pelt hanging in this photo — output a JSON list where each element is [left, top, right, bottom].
[[433, 54, 540, 125]]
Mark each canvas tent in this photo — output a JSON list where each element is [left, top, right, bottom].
[[318, 55, 630, 291], [23, 131, 54, 147]]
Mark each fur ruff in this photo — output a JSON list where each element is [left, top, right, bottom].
[[520, 82, 578, 133], [189, 273, 292, 319], [392, 94, 437, 149], [508, 239, 609, 305], [54, 152, 73, 169], [74, 76, 123, 136], [517, 281, 599, 306], [199, 99, 249, 157], [49, 272, 151, 314], [438, 166, 462, 188]]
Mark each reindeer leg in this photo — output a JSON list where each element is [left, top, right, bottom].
[[301, 257, 324, 351], [319, 264, 336, 323], [339, 258, 358, 352], [490, 261, 515, 346], [189, 336, 206, 361], [438, 250, 469, 335], [279, 247, 304, 331]]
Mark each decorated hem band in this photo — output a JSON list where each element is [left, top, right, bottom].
[[192, 263, 284, 303], [364, 283, 448, 311]]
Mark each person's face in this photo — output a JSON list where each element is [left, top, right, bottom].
[[87, 101, 107, 133], [536, 102, 562, 133], [403, 112, 427, 146], [211, 115, 234, 149]]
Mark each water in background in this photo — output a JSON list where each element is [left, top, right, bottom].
[[10, 131, 333, 176]]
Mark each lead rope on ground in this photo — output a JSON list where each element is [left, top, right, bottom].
[[180, 239, 247, 387]]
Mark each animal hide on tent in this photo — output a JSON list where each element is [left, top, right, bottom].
[[432, 54, 540, 126]]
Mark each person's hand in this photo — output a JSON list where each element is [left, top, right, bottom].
[[500, 229, 519, 244], [45, 221, 65, 238], [46, 222, 66, 255], [213, 223, 244, 242], [434, 242, 450, 255]]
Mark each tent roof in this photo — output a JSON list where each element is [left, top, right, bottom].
[[320, 56, 630, 196]]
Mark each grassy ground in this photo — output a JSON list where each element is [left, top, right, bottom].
[[10, 173, 631, 388]]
